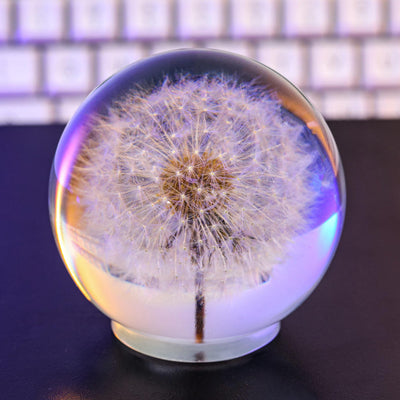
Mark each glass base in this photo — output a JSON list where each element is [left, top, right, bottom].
[[111, 321, 280, 363]]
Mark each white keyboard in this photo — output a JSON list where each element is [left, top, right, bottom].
[[1, 0, 400, 124]]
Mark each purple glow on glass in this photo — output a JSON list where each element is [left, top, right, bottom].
[[54, 126, 84, 189], [319, 212, 340, 256]]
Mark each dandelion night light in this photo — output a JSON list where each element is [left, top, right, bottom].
[[49, 49, 345, 362]]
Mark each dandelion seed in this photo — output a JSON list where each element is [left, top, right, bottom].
[[70, 74, 320, 344]]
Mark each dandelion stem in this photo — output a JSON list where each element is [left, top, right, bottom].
[[195, 267, 205, 343], [189, 222, 206, 343]]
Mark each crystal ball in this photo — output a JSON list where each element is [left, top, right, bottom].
[[49, 49, 345, 362]]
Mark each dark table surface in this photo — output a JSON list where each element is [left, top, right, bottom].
[[1, 121, 399, 400]]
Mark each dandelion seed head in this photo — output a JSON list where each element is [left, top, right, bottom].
[[70, 75, 320, 293]]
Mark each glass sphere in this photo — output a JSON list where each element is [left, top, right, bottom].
[[49, 49, 345, 362]]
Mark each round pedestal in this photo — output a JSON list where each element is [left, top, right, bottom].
[[111, 321, 280, 363]]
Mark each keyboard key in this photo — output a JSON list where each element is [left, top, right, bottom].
[[257, 41, 306, 86], [0, 0, 398, 124], [230, 0, 278, 37], [0, 0, 11, 41], [70, 0, 118, 40], [323, 90, 373, 119], [177, 0, 226, 39], [56, 95, 86, 123], [0, 97, 53, 124], [97, 44, 145, 83], [16, 0, 64, 41], [284, 0, 332, 36], [375, 90, 400, 118], [389, 0, 400, 34], [302, 90, 322, 111], [0, 46, 39, 94], [337, 0, 384, 35], [204, 40, 252, 58], [363, 40, 400, 87], [310, 40, 358, 88], [124, 0, 172, 39], [45, 46, 92, 94]]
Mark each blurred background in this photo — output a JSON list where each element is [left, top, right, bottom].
[[0, 0, 399, 125]]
